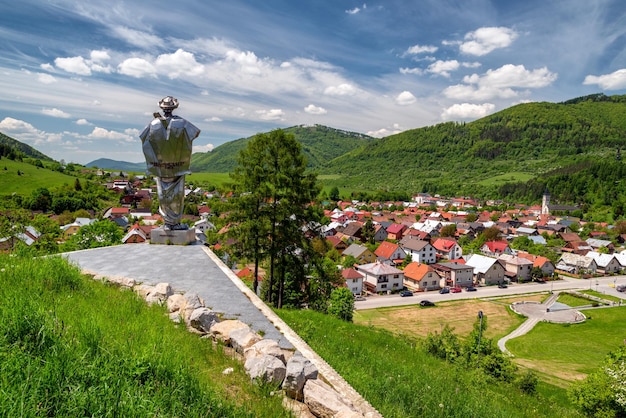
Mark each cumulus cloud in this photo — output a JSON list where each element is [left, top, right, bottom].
[[395, 91, 417, 106], [304, 104, 327, 115], [42, 108, 71, 118], [55, 56, 92, 75], [400, 67, 423, 75], [427, 60, 460, 77], [404, 44, 438, 56], [37, 73, 57, 84], [367, 123, 403, 138], [256, 109, 284, 121], [0, 117, 50, 145], [441, 103, 495, 120], [444, 64, 557, 100], [40, 63, 54, 71], [117, 57, 157, 77], [76, 119, 91, 125], [324, 83, 357, 96], [583, 69, 626, 90], [460, 27, 518, 56], [88, 127, 135, 142], [193, 143, 215, 153], [204, 116, 223, 122], [155, 49, 204, 78]]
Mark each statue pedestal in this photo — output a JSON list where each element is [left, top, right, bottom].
[[150, 227, 197, 245]]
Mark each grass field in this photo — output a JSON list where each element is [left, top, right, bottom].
[[353, 294, 546, 340], [0, 158, 77, 195], [186, 172, 233, 188], [507, 306, 626, 387], [557, 292, 594, 307]]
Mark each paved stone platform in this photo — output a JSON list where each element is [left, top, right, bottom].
[[62, 243, 293, 349]]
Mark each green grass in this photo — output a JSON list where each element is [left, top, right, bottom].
[[507, 306, 626, 381], [0, 254, 290, 417], [580, 289, 622, 303], [187, 171, 233, 188], [557, 293, 594, 307], [0, 158, 78, 195], [277, 308, 580, 418]]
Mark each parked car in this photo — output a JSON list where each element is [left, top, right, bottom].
[[420, 300, 435, 307], [617, 285, 626, 292], [400, 290, 413, 297], [354, 295, 367, 301], [450, 287, 462, 293], [466, 286, 477, 292], [439, 287, 450, 294], [498, 282, 508, 289]]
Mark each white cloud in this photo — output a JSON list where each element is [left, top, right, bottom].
[[42, 108, 71, 118], [324, 83, 357, 96], [367, 123, 403, 138], [444, 64, 557, 100], [37, 73, 57, 84], [88, 127, 135, 142], [427, 60, 460, 77], [155, 49, 204, 78], [441, 103, 495, 120], [117, 57, 157, 77], [346, 4, 366, 14], [76, 119, 91, 125], [404, 44, 438, 55], [90, 50, 110, 63], [460, 27, 518, 56], [110, 26, 161, 48], [395, 91, 416, 106], [193, 143, 215, 153], [55, 56, 92, 75], [400, 67, 423, 75], [583, 69, 626, 90], [0, 117, 50, 145], [304, 104, 327, 115], [40, 63, 54, 71], [256, 109, 284, 121], [204, 116, 223, 122]]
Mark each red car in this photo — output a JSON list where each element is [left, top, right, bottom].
[[450, 287, 462, 293]]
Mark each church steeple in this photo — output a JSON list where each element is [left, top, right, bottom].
[[541, 188, 550, 215]]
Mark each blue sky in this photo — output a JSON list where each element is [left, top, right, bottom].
[[1, 0, 625, 165]]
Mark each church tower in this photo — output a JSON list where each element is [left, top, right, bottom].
[[541, 189, 550, 215]]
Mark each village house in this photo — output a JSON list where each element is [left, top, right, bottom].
[[464, 254, 507, 286], [374, 241, 406, 265], [498, 254, 534, 282], [585, 251, 622, 274], [431, 262, 474, 288], [355, 261, 404, 294], [403, 262, 441, 291], [326, 235, 349, 255], [342, 243, 376, 265], [399, 238, 436, 264], [373, 224, 388, 242], [516, 252, 555, 277], [586, 238, 615, 254], [431, 237, 463, 260], [341, 267, 364, 295], [556, 253, 598, 275], [385, 223, 407, 241], [480, 240, 513, 257], [122, 225, 148, 244], [341, 221, 363, 241], [60, 217, 97, 239]]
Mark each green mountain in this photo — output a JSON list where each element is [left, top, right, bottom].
[[190, 124, 374, 172], [320, 94, 626, 204], [0, 132, 52, 161], [86, 158, 146, 173]]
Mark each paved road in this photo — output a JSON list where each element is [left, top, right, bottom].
[[354, 276, 626, 310]]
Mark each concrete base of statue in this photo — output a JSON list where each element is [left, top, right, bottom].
[[150, 227, 197, 245]]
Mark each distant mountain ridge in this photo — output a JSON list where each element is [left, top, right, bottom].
[[190, 124, 374, 172], [86, 158, 146, 172]]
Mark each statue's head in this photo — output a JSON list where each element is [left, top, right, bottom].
[[159, 96, 179, 111]]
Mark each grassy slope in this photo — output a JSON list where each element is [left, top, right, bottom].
[[0, 158, 77, 195], [278, 308, 580, 418], [0, 254, 290, 417]]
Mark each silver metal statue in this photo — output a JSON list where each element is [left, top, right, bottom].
[[140, 96, 200, 230]]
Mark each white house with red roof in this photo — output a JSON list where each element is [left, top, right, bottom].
[[481, 240, 512, 257], [374, 241, 406, 264], [431, 237, 463, 260], [342, 268, 364, 295]]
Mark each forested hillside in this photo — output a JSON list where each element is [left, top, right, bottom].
[[0, 132, 52, 161], [190, 124, 373, 172], [321, 94, 626, 204]]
